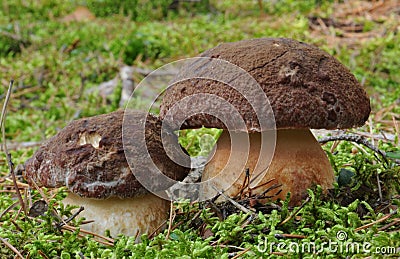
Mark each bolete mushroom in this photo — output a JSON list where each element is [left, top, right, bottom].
[[160, 38, 371, 205], [24, 110, 189, 238]]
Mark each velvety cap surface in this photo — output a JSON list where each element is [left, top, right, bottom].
[[24, 110, 189, 199], [160, 38, 371, 131]]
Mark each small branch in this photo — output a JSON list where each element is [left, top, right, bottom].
[[231, 247, 251, 259], [318, 134, 396, 165], [57, 206, 84, 228], [53, 223, 115, 245], [4, 177, 30, 188], [378, 218, 400, 231], [255, 183, 282, 200], [38, 250, 49, 259], [28, 178, 49, 204], [0, 83, 39, 101], [0, 237, 24, 258], [207, 200, 224, 220], [355, 209, 398, 232], [149, 220, 167, 240], [0, 80, 26, 214], [240, 213, 256, 229], [211, 185, 255, 215], [10, 219, 23, 232]]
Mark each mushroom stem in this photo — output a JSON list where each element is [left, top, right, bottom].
[[63, 192, 169, 240], [201, 129, 334, 205]]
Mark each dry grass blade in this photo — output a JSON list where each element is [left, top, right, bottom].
[[255, 183, 282, 200], [10, 219, 23, 232], [231, 247, 251, 259], [149, 220, 167, 240], [166, 202, 176, 240], [38, 250, 49, 259], [4, 177, 30, 188], [60, 224, 114, 245], [57, 206, 84, 228], [0, 80, 26, 215], [27, 178, 49, 204]]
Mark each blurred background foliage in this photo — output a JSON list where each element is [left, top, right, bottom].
[[0, 0, 398, 143]]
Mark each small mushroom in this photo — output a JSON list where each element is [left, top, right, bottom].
[[24, 110, 189, 238], [160, 38, 371, 205]]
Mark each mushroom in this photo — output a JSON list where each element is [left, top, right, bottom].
[[160, 38, 371, 205], [24, 110, 189, 238]]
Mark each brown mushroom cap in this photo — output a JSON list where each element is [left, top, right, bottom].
[[160, 38, 371, 131], [24, 110, 189, 199]]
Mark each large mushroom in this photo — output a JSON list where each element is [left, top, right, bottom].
[[24, 110, 189, 238], [160, 38, 371, 205]]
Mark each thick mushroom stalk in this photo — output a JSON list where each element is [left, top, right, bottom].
[[63, 193, 169, 239], [201, 129, 334, 205], [160, 38, 370, 205]]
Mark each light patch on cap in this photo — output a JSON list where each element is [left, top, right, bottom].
[[279, 64, 299, 78], [79, 132, 102, 149]]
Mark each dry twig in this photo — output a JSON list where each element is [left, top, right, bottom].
[[212, 185, 255, 215], [319, 134, 399, 165], [231, 247, 251, 259], [0, 80, 26, 214], [149, 220, 167, 240], [56, 223, 114, 246], [57, 206, 84, 228], [0, 237, 24, 259], [355, 209, 398, 232], [378, 218, 400, 231]]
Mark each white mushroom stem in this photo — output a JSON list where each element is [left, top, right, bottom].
[[63, 193, 169, 241], [201, 129, 334, 205]]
